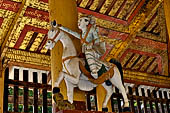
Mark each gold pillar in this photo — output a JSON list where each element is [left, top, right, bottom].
[[0, 61, 4, 113], [164, 0, 170, 75], [49, 0, 85, 103]]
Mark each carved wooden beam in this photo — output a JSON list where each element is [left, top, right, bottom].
[[130, 55, 142, 69], [25, 32, 38, 51], [95, 0, 106, 12], [85, 0, 95, 9], [124, 69, 170, 88], [123, 53, 135, 68], [36, 34, 48, 53], [6, 48, 50, 68], [104, 0, 117, 15], [114, 0, 127, 17], [122, 0, 139, 20], [108, 0, 162, 60]]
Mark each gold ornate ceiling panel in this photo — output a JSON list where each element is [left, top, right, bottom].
[[0, 0, 168, 77]]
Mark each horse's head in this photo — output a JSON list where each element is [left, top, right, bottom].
[[45, 20, 60, 50]]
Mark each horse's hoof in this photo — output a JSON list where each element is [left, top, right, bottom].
[[102, 107, 108, 112], [53, 87, 60, 94], [123, 107, 130, 112]]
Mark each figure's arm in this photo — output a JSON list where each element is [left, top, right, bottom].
[[92, 27, 100, 44], [59, 26, 81, 39]]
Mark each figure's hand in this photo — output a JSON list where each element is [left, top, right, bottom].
[[86, 42, 93, 49]]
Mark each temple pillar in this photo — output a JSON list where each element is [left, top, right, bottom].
[[164, 0, 170, 76], [96, 85, 112, 112], [0, 61, 4, 113], [48, 0, 85, 110]]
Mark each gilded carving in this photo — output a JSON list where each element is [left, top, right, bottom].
[[100, 0, 113, 14], [123, 69, 170, 87], [6, 48, 50, 67], [89, 0, 98, 10]]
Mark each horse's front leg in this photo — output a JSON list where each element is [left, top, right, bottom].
[[102, 83, 114, 112], [65, 79, 75, 104]]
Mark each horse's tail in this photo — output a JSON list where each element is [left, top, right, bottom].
[[109, 58, 124, 85]]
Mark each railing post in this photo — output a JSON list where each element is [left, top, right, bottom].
[[14, 69, 19, 112], [141, 88, 147, 113], [135, 87, 142, 113], [42, 73, 47, 113], [3, 68, 9, 112], [23, 70, 29, 112], [33, 72, 38, 113], [147, 89, 154, 113], [159, 91, 165, 113], [115, 88, 122, 112], [153, 90, 160, 113], [163, 91, 170, 113], [128, 86, 135, 112]]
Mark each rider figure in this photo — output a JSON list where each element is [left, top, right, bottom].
[[56, 15, 105, 79]]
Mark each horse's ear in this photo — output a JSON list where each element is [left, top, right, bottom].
[[53, 20, 57, 26], [50, 20, 57, 27]]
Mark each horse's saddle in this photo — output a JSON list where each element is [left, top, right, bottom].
[[79, 57, 115, 85]]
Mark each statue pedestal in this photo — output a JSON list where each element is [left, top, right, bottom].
[[57, 110, 134, 113]]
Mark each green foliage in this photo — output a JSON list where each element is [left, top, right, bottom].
[[47, 92, 52, 98], [38, 106, 42, 113], [8, 87, 13, 95], [18, 88, 23, 96], [29, 90, 33, 97], [134, 102, 137, 107], [8, 103, 13, 112], [48, 106, 52, 113], [18, 104, 23, 112], [28, 105, 33, 112]]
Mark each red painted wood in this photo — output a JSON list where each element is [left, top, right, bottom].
[[132, 37, 167, 50], [98, 27, 128, 41], [0, 0, 21, 12], [99, 27, 167, 50], [24, 7, 49, 22], [127, 0, 145, 23], [14, 25, 48, 49], [0, 17, 4, 27], [77, 7, 128, 25], [39, 0, 48, 3]]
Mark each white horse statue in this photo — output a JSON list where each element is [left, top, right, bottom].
[[46, 20, 130, 112]]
